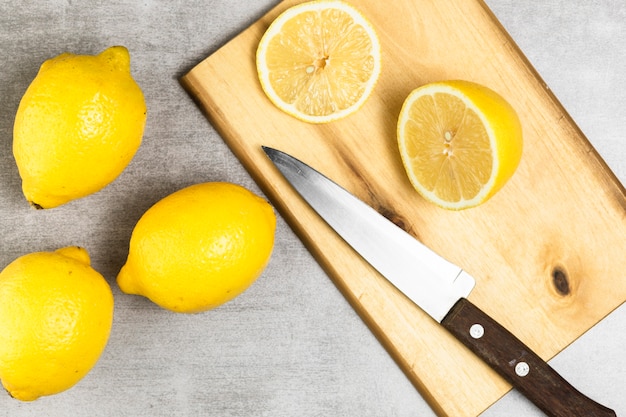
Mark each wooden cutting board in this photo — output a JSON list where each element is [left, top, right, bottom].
[[181, 0, 626, 415]]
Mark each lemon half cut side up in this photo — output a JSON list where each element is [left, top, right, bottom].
[[256, 0, 382, 123], [397, 80, 523, 210]]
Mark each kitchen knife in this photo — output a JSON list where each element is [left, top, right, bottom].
[[262, 146, 616, 417]]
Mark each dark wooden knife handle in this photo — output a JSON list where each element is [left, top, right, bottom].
[[440, 298, 616, 417]]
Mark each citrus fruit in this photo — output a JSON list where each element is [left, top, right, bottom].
[[13, 46, 147, 209], [0, 247, 114, 401], [117, 182, 276, 313], [397, 80, 523, 210], [256, 0, 381, 123]]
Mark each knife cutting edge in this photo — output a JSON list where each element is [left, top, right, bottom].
[[262, 146, 616, 417]]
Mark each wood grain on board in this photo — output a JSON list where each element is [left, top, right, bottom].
[[181, 1, 626, 415]]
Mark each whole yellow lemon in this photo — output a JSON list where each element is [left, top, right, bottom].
[[0, 247, 114, 401], [117, 182, 276, 313], [13, 46, 147, 209]]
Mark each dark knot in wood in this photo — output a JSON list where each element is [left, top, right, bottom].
[[378, 206, 409, 233], [552, 267, 571, 296]]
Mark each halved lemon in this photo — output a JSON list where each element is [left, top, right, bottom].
[[397, 80, 523, 210], [256, 0, 381, 123]]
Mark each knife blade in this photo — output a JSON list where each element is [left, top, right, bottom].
[[262, 146, 616, 417]]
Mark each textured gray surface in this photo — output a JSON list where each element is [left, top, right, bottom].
[[0, 1, 624, 416]]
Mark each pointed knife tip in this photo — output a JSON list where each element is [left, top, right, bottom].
[[261, 145, 274, 156], [261, 145, 282, 162]]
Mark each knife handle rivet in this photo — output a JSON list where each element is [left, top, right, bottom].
[[469, 324, 484, 339], [515, 361, 530, 377]]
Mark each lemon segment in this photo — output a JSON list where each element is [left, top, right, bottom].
[[397, 80, 523, 210], [117, 182, 276, 313], [256, 0, 381, 123], [0, 247, 114, 401], [13, 46, 146, 209]]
